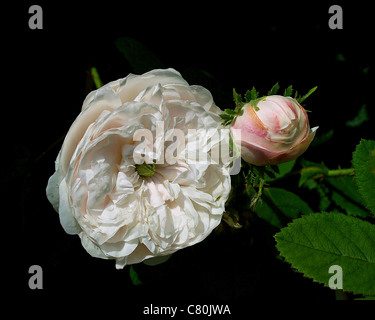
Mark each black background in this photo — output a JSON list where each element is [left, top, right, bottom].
[[11, 0, 374, 311]]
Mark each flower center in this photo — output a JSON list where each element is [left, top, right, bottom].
[[135, 163, 156, 177]]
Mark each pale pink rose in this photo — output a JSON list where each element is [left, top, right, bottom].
[[46, 68, 232, 268], [231, 95, 318, 166]]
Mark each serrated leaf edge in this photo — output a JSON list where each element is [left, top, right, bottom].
[[275, 212, 375, 296]]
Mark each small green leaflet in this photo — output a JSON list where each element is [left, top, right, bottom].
[[352, 139, 375, 216], [296, 86, 317, 104], [250, 87, 259, 101], [223, 109, 237, 116], [325, 176, 370, 218], [249, 97, 267, 111], [311, 129, 334, 147], [244, 163, 281, 186], [275, 212, 375, 296], [129, 266, 143, 286], [233, 88, 244, 110], [220, 88, 256, 126], [264, 159, 296, 182], [219, 113, 234, 126], [268, 82, 279, 95], [345, 105, 368, 128], [284, 85, 293, 97], [90, 67, 103, 89], [303, 179, 331, 211], [255, 187, 312, 229], [245, 89, 252, 103]]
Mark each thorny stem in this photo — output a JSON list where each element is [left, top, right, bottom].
[[268, 166, 355, 185], [250, 178, 265, 211], [327, 168, 355, 177]]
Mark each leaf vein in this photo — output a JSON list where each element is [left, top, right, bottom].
[[278, 237, 375, 264]]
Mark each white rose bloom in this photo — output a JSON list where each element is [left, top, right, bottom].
[[46, 68, 232, 269]]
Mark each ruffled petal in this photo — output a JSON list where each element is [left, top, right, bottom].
[[46, 69, 232, 269]]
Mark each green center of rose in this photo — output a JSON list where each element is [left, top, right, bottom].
[[135, 163, 156, 177]]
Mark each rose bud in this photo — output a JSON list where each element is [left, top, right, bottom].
[[230, 95, 318, 166]]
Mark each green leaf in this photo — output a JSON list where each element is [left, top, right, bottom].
[[255, 187, 312, 228], [356, 296, 375, 300], [90, 67, 103, 89], [220, 109, 238, 126], [362, 66, 370, 74], [277, 160, 296, 176], [115, 37, 164, 74], [264, 160, 296, 182], [264, 167, 276, 180], [297, 86, 317, 104], [223, 109, 237, 115], [284, 85, 293, 97], [221, 119, 232, 127], [304, 179, 331, 211], [336, 53, 346, 62], [219, 113, 232, 120], [345, 105, 369, 128], [233, 88, 243, 109], [325, 176, 370, 218], [269, 164, 280, 175], [311, 129, 334, 147], [352, 139, 375, 215], [249, 96, 266, 111], [250, 86, 258, 100], [245, 89, 252, 103], [268, 82, 279, 95], [129, 266, 143, 286], [275, 212, 375, 296]]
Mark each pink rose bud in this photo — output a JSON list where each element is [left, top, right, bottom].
[[230, 95, 318, 166]]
